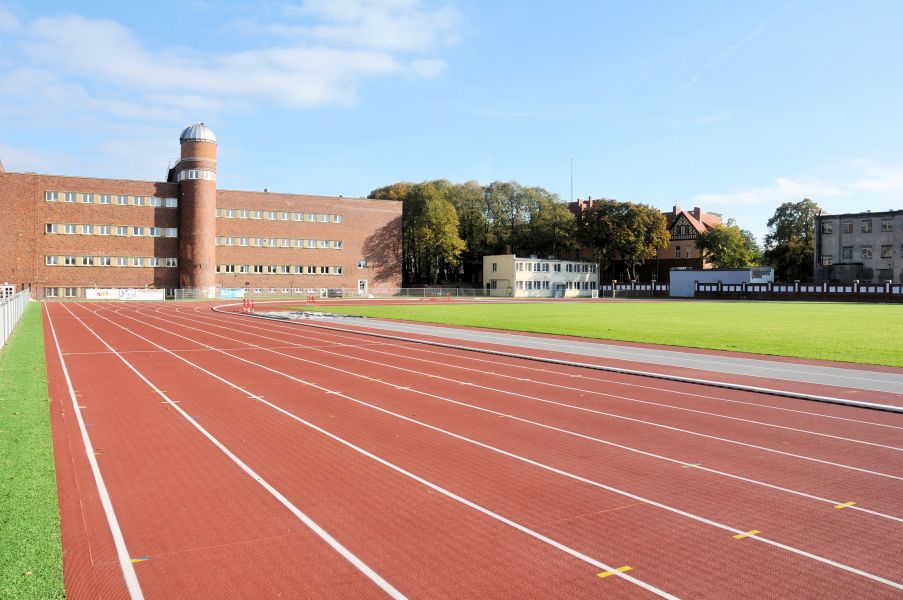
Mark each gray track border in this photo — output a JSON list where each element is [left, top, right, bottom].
[[211, 303, 903, 414]]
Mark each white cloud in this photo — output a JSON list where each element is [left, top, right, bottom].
[[1, 1, 456, 122], [692, 161, 903, 209]]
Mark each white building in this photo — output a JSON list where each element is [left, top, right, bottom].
[[483, 254, 599, 297]]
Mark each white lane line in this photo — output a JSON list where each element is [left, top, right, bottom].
[[151, 306, 903, 482], [44, 304, 145, 600], [184, 309, 902, 452], [159, 306, 903, 523], [235, 315, 903, 431], [77, 306, 679, 598], [60, 304, 408, 600], [116, 304, 903, 592]]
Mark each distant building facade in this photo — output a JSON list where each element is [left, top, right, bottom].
[[568, 199, 722, 282], [0, 123, 402, 298], [815, 209, 902, 283], [483, 254, 599, 297]]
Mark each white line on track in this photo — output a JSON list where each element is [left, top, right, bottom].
[[241, 315, 903, 431], [59, 303, 408, 600], [184, 309, 902, 452], [70, 304, 680, 598], [160, 306, 903, 522], [150, 306, 903, 482], [44, 304, 145, 600], [96, 303, 903, 591]]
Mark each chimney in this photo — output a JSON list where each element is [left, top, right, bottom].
[[672, 205, 681, 215], [693, 207, 702, 220]]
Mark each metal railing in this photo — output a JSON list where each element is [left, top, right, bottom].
[[1, 290, 31, 350]]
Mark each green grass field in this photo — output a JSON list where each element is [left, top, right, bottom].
[[307, 300, 903, 367], [0, 303, 64, 599]]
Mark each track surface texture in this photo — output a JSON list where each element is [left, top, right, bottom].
[[44, 301, 903, 599]]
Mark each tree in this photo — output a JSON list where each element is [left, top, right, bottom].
[[415, 196, 466, 284], [696, 219, 761, 268], [763, 199, 820, 281], [578, 200, 669, 281]]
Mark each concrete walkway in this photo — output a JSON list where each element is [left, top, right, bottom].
[[330, 317, 903, 395]]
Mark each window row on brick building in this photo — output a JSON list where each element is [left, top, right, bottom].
[[45, 192, 178, 208], [821, 244, 901, 265], [216, 264, 344, 275], [45, 255, 178, 267], [45, 223, 178, 237], [215, 208, 343, 223], [214, 236, 342, 249]]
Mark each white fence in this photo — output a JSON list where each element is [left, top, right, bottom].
[[1, 290, 31, 350]]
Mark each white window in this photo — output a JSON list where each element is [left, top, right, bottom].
[[45, 255, 59, 265], [306, 213, 316, 222], [223, 264, 235, 273], [239, 264, 249, 273], [134, 196, 145, 206], [293, 239, 304, 247], [45, 287, 59, 297], [239, 209, 248, 218], [165, 197, 178, 208], [307, 266, 316, 274], [821, 256, 833, 266], [295, 265, 304, 273], [254, 210, 263, 219], [64, 192, 76, 203], [81, 224, 93, 235], [45, 223, 59, 234], [215, 209, 222, 217], [225, 209, 235, 218], [861, 247, 873, 259], [307, 239, 316, 248], [516, 263, 523, 271], [165, 228, 177, 237], [358, 260, 367, 268], [253, 265, 264, 273], [239, 237, 248, 246], [148, 227, 160, 237], [280, 239, 290, 247], [64, 224, 76, 234], [333, 266, 343, 274], [81, 256, 94, 266], [64, 256, 76, 266], [100, 194, 111, 205], [554, 263, 561, 272], [82, 193, 94, 204], [64, 288, 78, 298], [267, 211, 276, 220], [133, 227, 144, 236], [253, 238, 263, 247], [334, 240, 343, 249], [116, 226, 128, 236], [116, 257, 128, 266], [165, 257, 178, 267], [150, 197, 162, 207], [99, 256, 112, 266], [179, 170, 200, 181], [117, 195, 129, 205], [223, 237, 233, 246], [267, 265, 277, 274], [293, 213, 303, 221], [281, 212, 290, 221], [491, 262, 497, 272], [203, 170, 215, 181], [133, 257, 144, 267], [319, 240, 329, 248], [280, 265, 291, 274], [148, 257, 161, 267], [333, 215, 343, 223], [45, 191, 59, 202]]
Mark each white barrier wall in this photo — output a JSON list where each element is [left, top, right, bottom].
[[1, 290, 30, 350], [86, 288, 166, 301]]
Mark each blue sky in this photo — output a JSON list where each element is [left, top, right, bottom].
[[1, 0, 902, 242]]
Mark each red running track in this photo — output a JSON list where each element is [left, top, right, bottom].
[[43, 302, 903, 599]]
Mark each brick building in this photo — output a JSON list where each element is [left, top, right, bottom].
[[568, 198, 722, 282], [0, 123, 402, 298]]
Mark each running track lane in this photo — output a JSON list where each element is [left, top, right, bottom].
[[50, 302, 674, 599], [134, 304, 899, 584], [56, 301, 903, 599]]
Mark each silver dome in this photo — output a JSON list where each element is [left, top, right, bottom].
[[179, 122, 217, 144]]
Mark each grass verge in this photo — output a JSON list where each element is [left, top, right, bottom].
[[0, 303, 64, 599], [305, 300, 903, 367]]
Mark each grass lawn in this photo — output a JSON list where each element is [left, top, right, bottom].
[[306, 300, 903, 367], [0, 303, 64, 599]]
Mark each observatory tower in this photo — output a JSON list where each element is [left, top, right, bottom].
[[176, 123, 217, 292]]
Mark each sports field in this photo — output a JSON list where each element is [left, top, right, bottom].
[[304, 300, 903, 367]]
